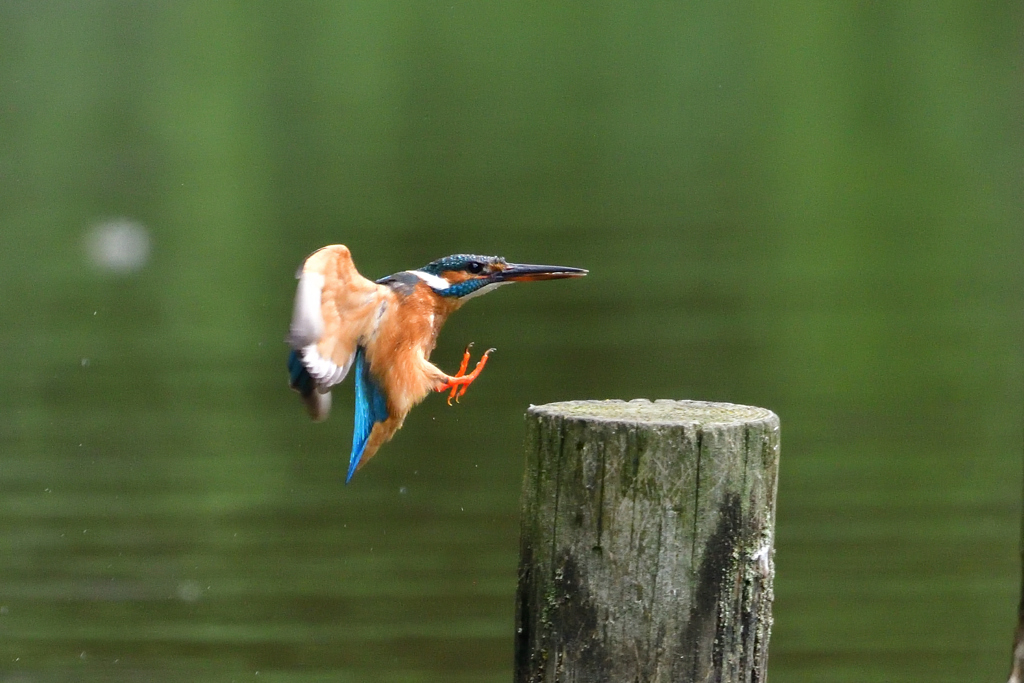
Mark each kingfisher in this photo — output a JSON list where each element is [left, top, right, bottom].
[[287, 244, 587, 483]]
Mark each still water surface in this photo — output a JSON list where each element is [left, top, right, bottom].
[[1, 3, 1020, 682], [1, 250, 1018, 681]]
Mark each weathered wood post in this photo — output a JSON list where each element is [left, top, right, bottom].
[[1009, 518, 1024, 682], [515, 399, 780, 682]]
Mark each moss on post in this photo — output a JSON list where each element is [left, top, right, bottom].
[[515, 399, 780, 682]]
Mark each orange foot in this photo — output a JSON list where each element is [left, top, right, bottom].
[[437, 344, 495, 405]]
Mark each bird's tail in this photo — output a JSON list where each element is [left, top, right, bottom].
[[288, 349, 331, 421]]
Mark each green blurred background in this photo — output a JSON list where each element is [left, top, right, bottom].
[[0, 2, 1020, 682]]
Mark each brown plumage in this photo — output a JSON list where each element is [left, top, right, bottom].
[[286, 244, 586, 482]]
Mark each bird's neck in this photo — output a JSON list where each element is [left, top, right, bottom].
[[428, 289, 462, 328], [404, 283, 462, 340]]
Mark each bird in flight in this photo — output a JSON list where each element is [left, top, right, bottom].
[[287, 245, 587, 483]]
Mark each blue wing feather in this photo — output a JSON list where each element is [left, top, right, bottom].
[[348, 346, 389, 483], [288, 349, 313, 396]]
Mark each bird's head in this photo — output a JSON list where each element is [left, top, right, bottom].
[[413, 254, 587, 300]]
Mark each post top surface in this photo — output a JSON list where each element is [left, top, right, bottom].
[[529, 399, 777, 427]]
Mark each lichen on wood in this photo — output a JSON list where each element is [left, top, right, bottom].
[[515, 399, 780, 683]]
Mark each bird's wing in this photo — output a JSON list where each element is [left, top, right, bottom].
[[288, 244, 386, 390], [347, 346, 390, 483]]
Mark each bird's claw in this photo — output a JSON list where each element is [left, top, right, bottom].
[[440, 346, 495, 405], [454, 342, 474, 378]]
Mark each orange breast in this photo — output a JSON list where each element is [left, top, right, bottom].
[[365, 283, 458, 417]]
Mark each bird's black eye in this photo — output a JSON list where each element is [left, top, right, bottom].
[[466, 261, 484, 274]]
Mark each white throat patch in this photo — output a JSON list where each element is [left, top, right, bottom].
[[459, 280, 510, 301]]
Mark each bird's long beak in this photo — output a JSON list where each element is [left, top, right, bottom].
[[495, 263, 588, 283]]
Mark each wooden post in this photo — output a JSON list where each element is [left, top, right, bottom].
[[1009, 525, 1024, 682], [1010, 616, 1024, 683], [515, 399, 780, 683]]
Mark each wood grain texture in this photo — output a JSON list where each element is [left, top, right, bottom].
[[515, 399, 780, 683]]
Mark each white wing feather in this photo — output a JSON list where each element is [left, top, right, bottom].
[[288, 245, 383, 393], [288, 272, 325, 347]]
